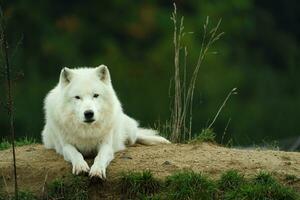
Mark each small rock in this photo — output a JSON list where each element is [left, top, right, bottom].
[[26, 147, 35, 152], [120, 155, 132, 160], [162, 161, 171, 165]]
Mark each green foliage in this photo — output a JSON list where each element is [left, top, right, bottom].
[[120, 171, 161, 199], [165, 171, 217, 200], [190, 128, 216, 143], [46, 175, 89, 200], [13, 191, 37, 200], [0, 137, 36, 150], [285, 174, 298, 185], [218, 170, 245, 191], [1, 171, 299, 200], [0, 191, 37, 200], [253, 171, 277, 185], [224, 172, 299, 200], [0, 139, 10, 150], [225, 180, 298, 200], [1, 0, 300, 147], [119, 170, 299, 200]]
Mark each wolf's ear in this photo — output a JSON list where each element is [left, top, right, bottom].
[[59, 67, 72, 86], [96, 65, 111, 83]]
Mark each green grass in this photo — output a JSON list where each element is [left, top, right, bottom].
[[46, 175, 89, 200], [0, 139, 10, 150], [0, 175, 89, 200], [1, 170, 298, 199], [119, 170, 299, 200], [190, 128, 216, 143], [285, 174, 299, 185], [223, 171, 299, 200], [165, 171, 217, 200], [0, 137, 37, 150], [253, 171, 277, 185], [218, 170, 246, 191], [0, 190, 37, 200], [120, 171, 161, 199]]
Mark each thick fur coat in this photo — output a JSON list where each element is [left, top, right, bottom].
[[42, 65, 170, 179]]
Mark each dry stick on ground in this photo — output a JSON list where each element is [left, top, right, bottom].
[[0, 8, 18, 199], [170, 3, 224, 142], [1, 174, 10, 199], [41, 171, 49, 199]]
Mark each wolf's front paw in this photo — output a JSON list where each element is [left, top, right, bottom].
[[72, 160, 90, 175], [89, 164, 106, 179]]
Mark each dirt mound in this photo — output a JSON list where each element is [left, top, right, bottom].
[[1, 143, 300, 196]]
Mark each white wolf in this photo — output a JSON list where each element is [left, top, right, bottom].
[[42, 65, 170, 179]]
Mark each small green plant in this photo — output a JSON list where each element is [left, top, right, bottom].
[[0, 139, 10, 150], [190, 128, 216, 143], [225, 171, 299, 200], [0, 137, 36, 150], [167, 3, 224, 143], [253, 171, 277, 185], [46, 175, 89, 200], [120, 171, 161, 199], [165, 171, 217, 200], [285, 174, 298, 185], [262, 139, 280, 150], [13, 191, 37, 200], [15, 137, 36, 147], [218, 170, 245, 191], [225, 180, 298, 200], [0, 190, 37, 200]]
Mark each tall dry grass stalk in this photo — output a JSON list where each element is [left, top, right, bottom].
[[169, 3, 224, 142], [0, 7, 18, 199], [207, 87, 237, 130]]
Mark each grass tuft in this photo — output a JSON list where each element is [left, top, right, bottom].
[[285, 174, 299, 185], [167, 3, 224, 143], [218, 170, 245, 191], [253, 171, 277, 185], [225, 181, 298, 200], [0, 139, 10, 150], [0, 190, 37, 200], [190, 128, 216, 143], [0, 137, 36, 150], [225, 171, 299, 200], [1, 170, 299, 200], [46, 175, 89, 200], [165, 171, 216, 200], [120, 171, 161, 199]]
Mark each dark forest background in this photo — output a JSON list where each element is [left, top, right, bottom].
[[0, 0, 299, 148]]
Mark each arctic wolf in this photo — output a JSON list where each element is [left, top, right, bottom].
[[42, 65, 170, 179]]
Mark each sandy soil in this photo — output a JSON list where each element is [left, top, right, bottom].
[[0, 143, 300, 197]]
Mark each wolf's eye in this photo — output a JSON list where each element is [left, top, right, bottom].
[[93, 94, 99, 98], [75, 96, 81, 100]]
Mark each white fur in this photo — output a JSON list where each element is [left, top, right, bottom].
[[42, 65, 170, 179]]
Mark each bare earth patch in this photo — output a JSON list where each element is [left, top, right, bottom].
[[1, 143, 300, 197]]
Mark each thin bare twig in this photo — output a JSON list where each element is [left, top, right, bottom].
[[208, 88, 237, 130], [1, 174, 10, 199], [41, 171, 49, 199], [0, 7, 18, 199], [221, 118, 231, 145]]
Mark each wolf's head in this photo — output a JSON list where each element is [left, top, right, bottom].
[[59, 65, 115, 125]]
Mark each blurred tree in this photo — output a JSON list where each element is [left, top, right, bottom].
[[0, 0, 299, 146]]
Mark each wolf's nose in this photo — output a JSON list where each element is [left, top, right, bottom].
[[84, 110, 94, 120]]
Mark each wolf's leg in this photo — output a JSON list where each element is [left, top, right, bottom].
[[62, 144, 90, 175], [89, 134, 114, 179]]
